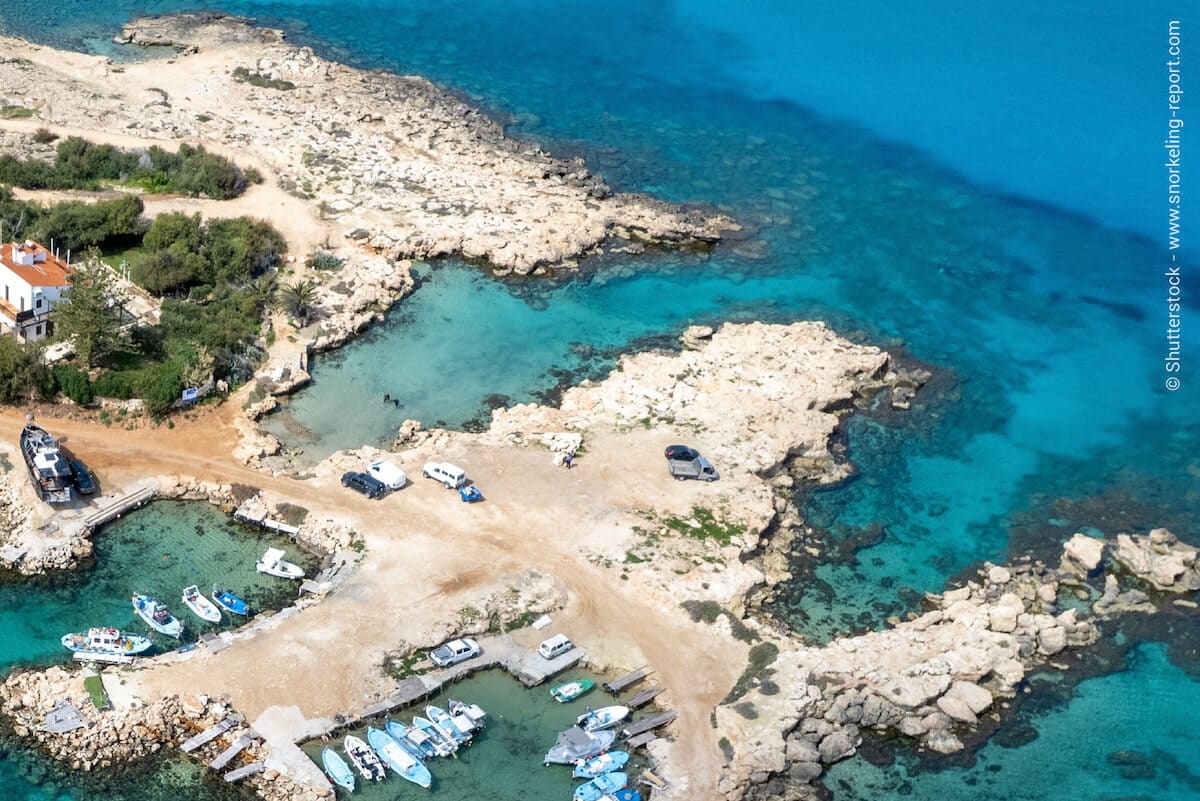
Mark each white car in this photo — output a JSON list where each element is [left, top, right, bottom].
[[368, 459, 407, 490], [429, 637, 481, 667], [422, 461, 467, 489]]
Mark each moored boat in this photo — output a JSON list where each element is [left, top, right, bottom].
[[255, 547, 305, 579], [576, 705, 629, 732], [572, 749, 630, 779], [413, 715, 457, 756], [543, 726, 616, 765], [321, 746, 355, 792], [550, 678, 595, 703], [131, 593, 184, 638], [574, 771, 628, 801], [366, 726, 432, 788], [211, 585, 250, 616], [448, 699, 486, 731], [390, 719, 438, 760], [181, 585, 221, 623], [344, 734, 386, 782], [61, 627, 152, 657], [20, 422, 74, 504], [426, 705, 470, 744]]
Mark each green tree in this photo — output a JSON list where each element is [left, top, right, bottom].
[[279, 279, 317, 325], [0, 337, 49, 402], [53, 252, 128, 368], [245, 273, 278, 314]]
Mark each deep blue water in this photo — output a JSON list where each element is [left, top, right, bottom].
[[1, 2, 1197, 800]]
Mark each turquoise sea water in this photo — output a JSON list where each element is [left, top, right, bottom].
[[0, 1, 1197, 800], [0, 501, 314, 801]]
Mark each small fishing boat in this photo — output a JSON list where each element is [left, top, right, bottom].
[[576, 705, 630, 732], [181, 585, 221, 623], [572, 749, 630, 779], [426, 705, 470, 744], [611, 788, 642, 801], [131, 594, 184, 638], [366, 727, 432, 788], [388, 719, 438, 760], [61, 627, 152, 657], [321, 746, 355, 792], [211, 585, 250, 616], [550, 678, 595, 703], [344, 735, 386, 782], [448, 699, 486, 731], [255, 547, 305, 579], [574, 771, 628, 801], [413, 715, 458, 756], [543, 726, 616, 765]]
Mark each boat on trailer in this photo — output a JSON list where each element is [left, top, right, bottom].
[[321, 746, 355, 791], [131, 594, 184, 638], [61, 627, 152, 657], [181, 585, 221, 623], [20, 422, 74, 504], [344, 734, 386, 782], [211, 585, 250, 616]]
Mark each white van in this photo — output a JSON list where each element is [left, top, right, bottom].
[[422, 461, 467, 489], [538, 634, 574, 660]]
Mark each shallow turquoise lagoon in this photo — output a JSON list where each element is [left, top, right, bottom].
[[823, 642, 1200, 800], [300, 668, 638, 801]]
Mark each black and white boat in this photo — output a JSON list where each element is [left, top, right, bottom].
[[21, 423, 74, 504]]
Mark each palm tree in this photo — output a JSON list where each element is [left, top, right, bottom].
[[246, 273, 278, 315], [279, 279, 318, 325]]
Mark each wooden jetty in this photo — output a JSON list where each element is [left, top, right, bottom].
[[604, 667, 650, 694], [625, 731, 659, 749], [180, 714, 243, 753], [40, 701, 86, 734], [223, 761, 265, 783], [73, 652, 134, 666], [622, 710, 677, 739], [81, 485, 156, 531], [627, 686, 663, 709], [209, 734, 255, 770]]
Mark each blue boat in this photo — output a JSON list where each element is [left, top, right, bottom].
[[321, 746, 355, 792], [426, 705, 470, 744], [572, 750, 630, 779], [574, 771, 628, 801], [413, 715, 457, 756], [211, 585, 249, 616], [386, 720, 430, 760], [366, 727, 432, 788], [611, 790, 641, 801]]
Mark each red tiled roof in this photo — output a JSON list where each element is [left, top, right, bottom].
[[0, 241, 74, 287]]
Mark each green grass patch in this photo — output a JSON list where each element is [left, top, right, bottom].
[[681, 600, 760, 643], [232, 67, 296, 91], [723, 642, 779, 704], [0, 105, 35, 119], [276, 503, 309, 527], [624, 550, 646, 564], [502, 610, 537, 632], [384, 651, 432, 681], [83, 675, 111, 710], [663, 506, 747, 545]]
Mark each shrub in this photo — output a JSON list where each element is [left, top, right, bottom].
[[232, 67, 296, 91], [53, 365, 94, 405], [92, 370, 137, 399], [305, 251, 343, 271]]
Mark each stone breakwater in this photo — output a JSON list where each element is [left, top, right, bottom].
[[720, 529, 1200, 801], [0, 13, 735, 276]]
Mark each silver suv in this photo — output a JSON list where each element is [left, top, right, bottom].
[[429, 637, 481, 667]]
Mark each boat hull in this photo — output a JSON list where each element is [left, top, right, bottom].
[[182, 587, 221, 623], [573, 750, 630, 779], [61, 629, 152, 656], [212, 586, 250, 616], [321, 746, 355, 791], [131, 594, 184, 638], [577, 705, 630, 731], [367, 728, 432, 788], [575, 772, 628, 801], [551, 678, 595, 703], [344, 735, 386, 782]]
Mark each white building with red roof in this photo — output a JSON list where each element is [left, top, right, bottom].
[[0, 239, 74, 342]]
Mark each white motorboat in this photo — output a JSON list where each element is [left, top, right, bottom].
[[131, 593, 184, 638], [255, 547, 305, 579], [181, 585, 221, 623]]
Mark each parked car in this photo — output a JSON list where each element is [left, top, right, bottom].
[[341, 471, 387, 499], [71, 460, 96, 495], [665, 445, 719, 482], [367, 459, 407, 490], [537, 633, 575, 660], [422, 461, 468, 489], [429, 637, 481, 667]]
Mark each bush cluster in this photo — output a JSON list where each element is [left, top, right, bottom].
[[133, 213, 285, 294]]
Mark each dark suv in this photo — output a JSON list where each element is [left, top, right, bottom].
[[71, 460, 96, 495], [664, 444, 700, 462], [341, 471, 386, 499]]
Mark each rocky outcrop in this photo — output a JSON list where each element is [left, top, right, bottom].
[[1110, 528, 1199, 592], [1062, 532, 1105, 573]]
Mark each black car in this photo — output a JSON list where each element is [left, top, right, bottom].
[[664, 444, 700, 462], [341, 471, 387, 499], [71, 460, 96, 495]]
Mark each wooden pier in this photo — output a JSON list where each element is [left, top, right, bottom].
[[627, 686, 663, 709], [73, 652, 134, 666], [209, 734, 255, 770], [180, 714, 243, 753], [603, 667, 650, 694], [223, 761, 265, 783], [621, 710, 677, 739], [81, 485, 156, 531], [624, 731, 659, 749]]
